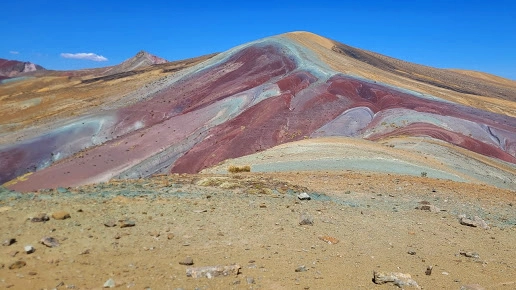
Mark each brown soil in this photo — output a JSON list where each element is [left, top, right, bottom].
[[1, 171, 515, 289]]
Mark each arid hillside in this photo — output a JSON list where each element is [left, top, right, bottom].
[[1, 32, 515, 193], [0, 31, 515, 290]]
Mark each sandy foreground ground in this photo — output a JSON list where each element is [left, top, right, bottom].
[[1, 171, 515, 289]]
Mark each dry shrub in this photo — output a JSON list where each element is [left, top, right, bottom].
[[228, 165, 251, 173]]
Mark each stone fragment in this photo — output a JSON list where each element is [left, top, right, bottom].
[[167, 233, 175, 240], [246, 277, 255, 284], [186, 264, 241, 278], [104, 220, 117, 227], [119, 220, 135, 228], [40, 236, 59, 247], [297, 193, 311, 200], [9, 260, 26, 269], [425, 266, 433, 275], [460, 251, 480, 259], [459, 215, 490, 229], [373, 271, 420, 288], [31, 213, 49, 222], [299, 212, 313, 226], [52, 211, 71, 220], [179, 256, 194, 266], [24, 245, 35, 254], [295, 265, 308, 272], [415, 202, 440, 213], [56, 187, 68, 193], [318, 235, 339, 244], [407, 250, 416, 255], [103, 278, 115, 288], [193, 209, 207, 213], [2, 238, 16, 246], [460, 284, 486, 290], [9, 250, 19, 257]]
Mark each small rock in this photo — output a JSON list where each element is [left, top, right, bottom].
[[459, 215, 490, 229], [2, 238, 16, 246], [167, 233, 175, 240], [179, 256, 194, 266], [24, 245, 35, 254], [56, 187, 68, 193], [460, 284, 486, 290], [9, 260, 26, 269], [104, 220, 117, 227], [295, 265, 308, 272], [407, 250, 416, 255], [318, 235, 339, 244], [9, 250, 19, 257], [103, 278, 115, 288], [186, 264, 241, 278], [52, 211, 71, 220], [28, 271, 37, 276], [425, 266, 433, 275], [460, 251, 480, 259], [415, 203, 440, 213], [297, 192, 311, 200], [119, 220, 135, 228], [40, 236, 59, 248], [299, 212, 314, 226], [373, 271, 420, 288], [259, 203, 267, 208], [246, 277, 255, 284], [80, 249, 90, 255], [31, 213, 49, 222]]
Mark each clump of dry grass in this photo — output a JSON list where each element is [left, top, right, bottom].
[[228, 165, 251, 173]]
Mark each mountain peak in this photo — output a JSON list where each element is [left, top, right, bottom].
[[131, 50, 167, 65], [117, 50, 168, 71], [96, 50, 168, 76], [0, 58, 45, 80]]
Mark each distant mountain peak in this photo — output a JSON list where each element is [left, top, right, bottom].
[[96, 50, 167, 76], [0, 58, 45, 80], [129, 50, 167, 66]]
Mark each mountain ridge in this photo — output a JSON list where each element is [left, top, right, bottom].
[[0, 58, 45, 80], [1, 31, 515, 192]]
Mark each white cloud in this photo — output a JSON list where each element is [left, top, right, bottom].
[[60, 52, 108, 62], [9, 51, 19, 55]]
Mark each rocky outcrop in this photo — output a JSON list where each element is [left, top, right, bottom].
[[100, 50, 167, 76], [0, 58, 45, 79]]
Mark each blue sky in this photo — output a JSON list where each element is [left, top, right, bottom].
[[1, 0, 515, 79]]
